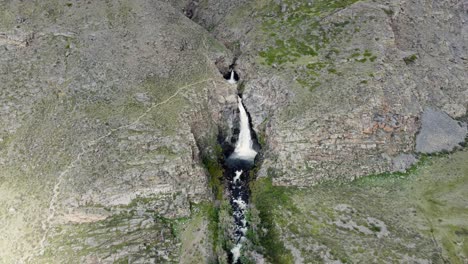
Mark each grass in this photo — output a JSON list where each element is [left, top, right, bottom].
[[255, 1, 380, 93], [248, 150, 468, 263], [250, 177, 295, 264], [258, 0, 359, 67]]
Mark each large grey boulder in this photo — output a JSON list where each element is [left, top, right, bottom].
[[415, 108, 467, 154]]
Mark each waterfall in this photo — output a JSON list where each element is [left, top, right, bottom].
[[228, 96, 257, 264], [228, 70, 237, 84], [231, 96, 257, 161]]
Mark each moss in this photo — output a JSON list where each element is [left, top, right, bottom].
[[259, 38, 317, 65], [201, 141, 224, 201], [309, 81, 322, 91], [203, 156, 224, 201], [403, 54, 418, 64], [258, 0, 358, 66], [306, 62, 327, 71], [250, 177, 295, 263], [356, 58, 367, 63], [369, 224, 381, 233], [363, 50, 372, 57], [238, 81, 246, 94], [354, 154, 429, 186]]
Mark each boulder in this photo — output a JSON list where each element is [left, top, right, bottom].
[[416, 108, 467, 153]]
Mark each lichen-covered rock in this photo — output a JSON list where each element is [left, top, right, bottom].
[[415, 108, 467, 154], [391, 153, 417, 173], [193, 0, 468, 185], [0, 0, 237, 262]]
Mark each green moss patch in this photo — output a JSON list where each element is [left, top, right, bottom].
[[249, 177, 295, 263], [403, 54, 418, 64]]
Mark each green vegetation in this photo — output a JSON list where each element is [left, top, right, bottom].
[[363, 49, 372, 57], [38, 208, 181, 263], [248, 151, 468, 262], [202, 143, 224, 201], [354, 154, 428, 186], [249, 177, 295, 263], [403, 54, 418, 64], [356, 57, 367, 63], [255, 0, 380, 92], [259, 38, 318, 65], [258, 0, 359, 66]]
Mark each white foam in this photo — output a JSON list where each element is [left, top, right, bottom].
[[228, 70, 237, 84], [240, 227, 248, 235], [232, 97, 257, 161], [241, 219, 247, 227], [231, 244, 242, 263], [233, 198, 247, 210], [233, 170, 243, 183]]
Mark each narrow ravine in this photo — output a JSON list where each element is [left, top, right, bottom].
[[224, 70, 259, 264]]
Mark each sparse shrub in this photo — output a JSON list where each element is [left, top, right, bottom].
[[403, 54, 418, 64]]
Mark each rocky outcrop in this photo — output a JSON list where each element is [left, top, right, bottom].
[[1, 0, 467, 262], [192, 0, 468, 185], [415, 108, 467, 154], [0, 0, 237, 262]]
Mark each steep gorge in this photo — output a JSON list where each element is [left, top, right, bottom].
[[0, 0, 467, 263]]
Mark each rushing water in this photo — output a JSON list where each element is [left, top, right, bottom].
[[227, 70, 237, 84], [227, 96, 257, 264]]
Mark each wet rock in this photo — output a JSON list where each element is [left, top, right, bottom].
[[415, 108, 467, 153]]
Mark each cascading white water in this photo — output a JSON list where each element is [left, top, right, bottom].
[[228, 70, 237, 84], [231, 96, 257, 161], [229, 96, 257, 264]]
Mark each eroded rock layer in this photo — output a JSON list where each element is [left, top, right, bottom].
[[189, 0, 468, 185], [0, 0, 237, 262]]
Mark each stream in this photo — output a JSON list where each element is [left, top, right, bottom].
[[224, 70, 258, 264]]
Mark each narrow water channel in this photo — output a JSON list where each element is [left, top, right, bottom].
[[227, 96, 257, 263]]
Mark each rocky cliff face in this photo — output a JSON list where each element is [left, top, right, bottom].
[[0, 0, 237, 262], [190, 0, 468, 186], [1, 0, 467, 263]]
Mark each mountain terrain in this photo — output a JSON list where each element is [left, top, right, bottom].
[[0, 0, 466, 263]]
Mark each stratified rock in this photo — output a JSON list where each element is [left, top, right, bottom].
[[415, 108, 467, 154]]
